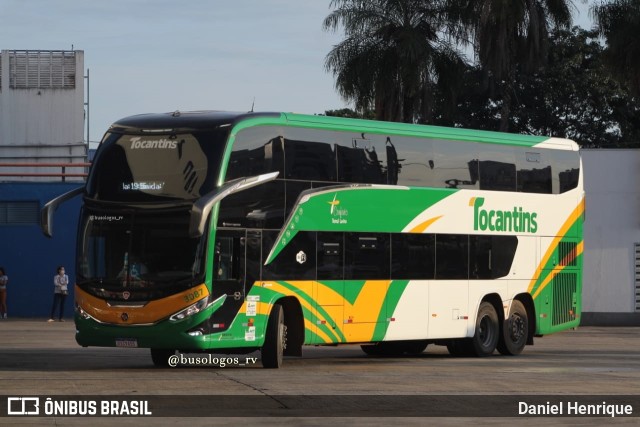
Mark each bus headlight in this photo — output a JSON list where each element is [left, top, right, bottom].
[[169, 297, 210, 322], [75, 303, 97, 321]]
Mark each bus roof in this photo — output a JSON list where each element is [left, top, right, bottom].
[[109, 111, 279, 132], [281, 113, 578, 151], [109, 110, 578, 151]]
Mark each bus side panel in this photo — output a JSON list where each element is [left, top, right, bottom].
[[200, 282, 294, 350], [313, 280, 345, 344], [237, 280, 348, 346], [427, 280, 469, 339], [383, 280, 429, 341], [343, 280, 389, 343]]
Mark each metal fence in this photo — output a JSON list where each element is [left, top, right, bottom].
[[0, 162, 91, 181]]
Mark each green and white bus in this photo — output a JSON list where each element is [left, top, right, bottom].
[[42, 111, 584, 368]]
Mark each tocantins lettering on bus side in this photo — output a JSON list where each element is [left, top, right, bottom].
[[472, 197, 538, 233], [129, 137, 178, 150]]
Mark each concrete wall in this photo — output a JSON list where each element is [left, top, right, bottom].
[[581, 149, 640, 325], [0, 50, 86, 181], [0, 182, 81, 318]]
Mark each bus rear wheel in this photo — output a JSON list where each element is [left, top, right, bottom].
[[470, 301, 499, 357], [497, 300, 528, 356], [262, 304, 287, 368], [150, 348, 176, 367]]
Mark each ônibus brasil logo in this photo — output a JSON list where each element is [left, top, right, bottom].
[[471, 197, 538, 233]]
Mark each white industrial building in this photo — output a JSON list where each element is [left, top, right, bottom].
[[0, 49, 86, 180], [581, 149, 640, 325]]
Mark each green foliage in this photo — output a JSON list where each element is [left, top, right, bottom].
[[457, 0, 574, 131], [592, 0, 640, 97], [324, 2, 640, 147], [510, 27, 640, 147], [323, 0, 466, 123], [432, 27, 640, 147], [323, 108, 374, 120]]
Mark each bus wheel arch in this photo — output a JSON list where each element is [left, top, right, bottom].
[[446, 295, 502, 358]]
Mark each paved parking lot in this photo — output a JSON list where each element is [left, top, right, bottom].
[[1, 320, 639, 425]]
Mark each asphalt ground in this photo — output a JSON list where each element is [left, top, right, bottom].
[[0, 319, 639, 426]]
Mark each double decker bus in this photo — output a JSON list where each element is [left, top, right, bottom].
[[42, 111, 584, 368]]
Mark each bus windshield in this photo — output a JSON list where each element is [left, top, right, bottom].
[[77, 208, 206, 301], [87, 129, 228, 202]]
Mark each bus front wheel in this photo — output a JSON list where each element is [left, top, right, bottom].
[[262, 304, 286, 368], [497, 300, 528, 356], [470, 301, 499, 357], [150, 348, 176, 367]]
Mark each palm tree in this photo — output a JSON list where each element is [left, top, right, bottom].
[[457, 0, 574, 131], [323, 0, 466, 123], [592, 0, 640, 97]]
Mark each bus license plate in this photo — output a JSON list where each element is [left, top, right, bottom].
[[115, 338, 138, 348]]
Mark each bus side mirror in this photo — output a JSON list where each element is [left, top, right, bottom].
[[41, 187, 84, 237], [189, 171, 279, 238]]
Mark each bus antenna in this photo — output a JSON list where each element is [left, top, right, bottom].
[[250, 97, 255, 113]]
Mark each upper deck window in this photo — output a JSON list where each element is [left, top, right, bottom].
[[87, 130, 228, 202]]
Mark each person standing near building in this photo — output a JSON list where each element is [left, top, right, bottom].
[[48, 266, 68, 322], [0, 267, 8, 319]]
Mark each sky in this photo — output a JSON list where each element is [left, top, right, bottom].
[[1, 0, 594, 145]]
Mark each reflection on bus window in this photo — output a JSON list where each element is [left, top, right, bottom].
[[435, 234, 469, 280], [78, 209, 205, 295]]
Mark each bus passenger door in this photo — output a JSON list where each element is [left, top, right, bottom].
[[209, 230, 258, 333]]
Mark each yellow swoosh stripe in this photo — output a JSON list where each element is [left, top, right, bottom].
[[409, 215, 443, 233], [527, 199, 584, 294], [532, 240, 584, 300], [263, 280, 391, 343], [263, 281, 342, 343]]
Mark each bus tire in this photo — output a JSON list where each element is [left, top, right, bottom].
[[470, 301, 499, 357], [497, 300, 528, 356], [360, 344, 385, 356], [261, 304, 286, 368], [150, 348, 175, 367], [400, 340, 429, 355]]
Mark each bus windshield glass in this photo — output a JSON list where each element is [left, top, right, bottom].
[[87, 130, 228, 202], [77, 208, 206, 300]]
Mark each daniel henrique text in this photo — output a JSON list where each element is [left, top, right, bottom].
[[519, 400, 633, 417]]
